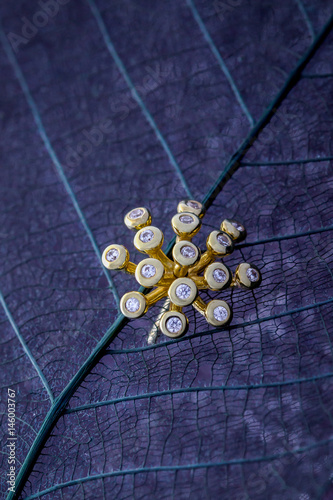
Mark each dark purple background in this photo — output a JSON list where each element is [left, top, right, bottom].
[[0, 0, 333, 498]]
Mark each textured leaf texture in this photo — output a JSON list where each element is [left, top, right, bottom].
[[1, 0, 333, 498]]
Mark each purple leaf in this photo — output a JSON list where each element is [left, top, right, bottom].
[[0, 0, 333, 498]]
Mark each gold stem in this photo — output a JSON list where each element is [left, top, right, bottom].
[[173, 263, 188, 277], [192, 296, 207, 316], [190, 275, 208, 289], [150, 249, 174, 271], [124, 261, 137, 274], [169, 303, 182, 312], [189, 251, 214, 275], [176, 235, 192, 242], [146, 287, 168, 306], [230, 275, 238, 287], [157, 276, 174, 287]]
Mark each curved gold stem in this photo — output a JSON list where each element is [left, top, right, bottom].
[[230, 276, 239, 287], [149, 249, 174, 271], [169, 302, 182, 312], [188, 251, 214, 275], [190, 275, 208, 289], [173, 263, 188, 277], [192, 296, 207, 316], [157, 276, 174, 287], [176, 235, 193, 243], [146, 287, 168, 306], [123, 261, 137, 274]]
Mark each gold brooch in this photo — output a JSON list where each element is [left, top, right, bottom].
[[102, 200, 261, 339]]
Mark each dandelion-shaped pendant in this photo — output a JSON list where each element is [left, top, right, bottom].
[[102, 200, 261, 339]]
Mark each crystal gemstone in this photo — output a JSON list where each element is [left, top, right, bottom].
[[179, 215, 194, 224], [180, 245, 196, 259], [106, 248, 119, 262], [125, 297, 140, 312], [213, 268, 227, 283], [166, 316, 182, 333], [129, 208, 144, 220], [175, 284, 191, 300], [231, 220, 244, 231], [213, 306, 228, 322], [217, 233, 230, 247], [186, 200, 200, 209], [141, 264, 156, 278], [140, 229, 154, 243], [246, 267, 259, 282]]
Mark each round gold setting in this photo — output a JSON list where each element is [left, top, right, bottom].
[[234, 262, 261, 289], [177, 199, 204, 218], [135, 258, 165, 287], [134, 226, 163, 253], [206, 230, 234, 256], [124, 207, 151, 231], [120, 292, 147, 318], [159, 311, 188, 338], [172, 241, 200, 267], [206, 300, 232, 326], [168, 277, 197, 306], [220, 219, 247, 242], [171, 212, 201, 238], [102, 244, 129, 270], [204, 262, 231, 290]]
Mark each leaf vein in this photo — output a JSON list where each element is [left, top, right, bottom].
[[23, 438, 333, 499], [0, 26, 119, 306], [295, 0, 315, 39], [241, 155, 333, 166], [186, 0, 255, 126], [0, 290, 54, 402], [201, 13, 333, 211], [66, 371, 333, 413], [86, 0, 193, 199], [237, 225, 333, 248], [107, 297, 333, 354]]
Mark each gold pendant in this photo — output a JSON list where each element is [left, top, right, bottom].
[[102, 200, 261, 339]]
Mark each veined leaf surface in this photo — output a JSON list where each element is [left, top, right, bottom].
[[1, 0, 333, 498]]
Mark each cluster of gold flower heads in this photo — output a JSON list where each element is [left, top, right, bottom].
[[102, 200, 261, 339]]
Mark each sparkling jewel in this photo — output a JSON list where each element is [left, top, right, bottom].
[[180, 245, 196, 259], [141, 264, 156, 278], [129, 208, 144, 220], [125, 297, 140, 312], [217, 233, 230, 247], [213, 305, 228, 322], [175, 284, 191, 300], [186, 200, 200, 209], [140, 229, 154, 242], [231, 220, 244, 231], [179, 214, 194, 224], [246, 267, 259, 282], [166, 316, 182, 333], [106, 248, 119, 262], [213, 268, 227, 283]]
